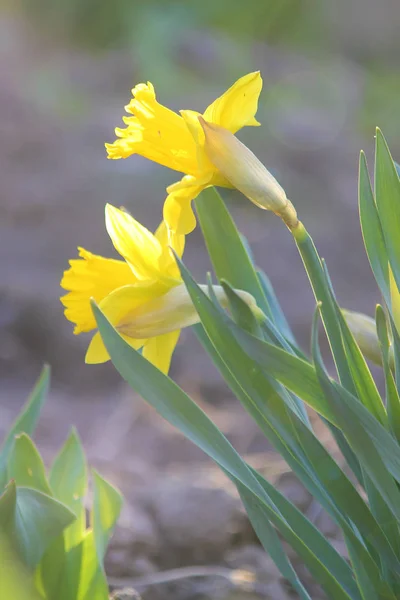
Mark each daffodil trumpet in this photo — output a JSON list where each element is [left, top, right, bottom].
[[61, 203, 260, 374], [112, 283, 258, 339], [199, 117, 298, 230], [106, 72, 263, 235]]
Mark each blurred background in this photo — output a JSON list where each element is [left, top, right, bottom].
[[1, 1, 400, 597]]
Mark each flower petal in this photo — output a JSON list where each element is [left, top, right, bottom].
[[163, 183, 202, 235], [85, 330, 145, 364], [142, 329, 181, 374], [60, 247, 133, 334], [154, 219, 185, 278], [85, 283, 161, 363], [105, 82, 199, 175], [203, 72, 262, 134], [105, 204, 166, 281]]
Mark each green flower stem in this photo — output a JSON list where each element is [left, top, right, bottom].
[[291, 221, 364, 484], [291, 221, 354, 391]]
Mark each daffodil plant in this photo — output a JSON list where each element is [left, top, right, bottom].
[[0, 367, 122, 600], [59, 70, 400, 598]]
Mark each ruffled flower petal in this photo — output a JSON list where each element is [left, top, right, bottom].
[[105, 82, 198, 175], [60, 248, 134, 334]]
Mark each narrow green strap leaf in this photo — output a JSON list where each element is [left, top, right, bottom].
[[248, 468, 360, 599], [388, 312, 400, 397], [179, 260, 396, 575], [256, 269, 297, 345], [364, 471, 400, 569], [232, 475, 312, 600], [195, 187, 273, 318], [346, 534, 397, 600], [375, 129, 400, 292], [92, 303, 355, 598], [359, 151, 390, 305], [322, 260, 387, 425], [222, 315, 400, 570], [220, 279, 263, 336], [292, 223, 365, 481], [311, 307, 400, 531], [7, 434, 51, 495], [0, 365, 50, 492], [376, 306, 400, 443]]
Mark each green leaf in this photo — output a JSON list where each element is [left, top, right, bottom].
[[195, 187, 273, 319], [359, 151, 390, 305], [228, 303, 400, 485], [0, 481, 75, 569], [74, 531, 109, 600], [0, 534, 41, 599], [92, 302, 355, 599], [39, 429, 88, 600], [376, 306, 400, 444], [345, 535, 398, 600], [7, 434, 52, 495], [215, 279, 309, 426], [0, 365, 50, 492], [235, 479, 311, 600], [220, 279, 262, 336], [246, 468, 360, 599], [92, 470, 122, 563], [187, 270, 399, 574], [50, 428, 87, 549], [321, 261, 387, 425], [257, 269, 297, 345], [375, 129, 400, 293], [311, 307, 400, 530]]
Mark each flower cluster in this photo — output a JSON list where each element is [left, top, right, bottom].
[[61, 71, 291, 373]]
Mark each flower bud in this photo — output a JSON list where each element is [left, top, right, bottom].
[[342, 309, 382, 366], [199, 117, 298, 228], [117, 283, 258, 338]]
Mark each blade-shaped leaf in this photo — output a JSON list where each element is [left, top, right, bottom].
[[92, 302, 355, 599], [92, 470, 122, 563], [257, 269, 297, 345], [0, 365, 50, 492], [195, 187, 273, 319], [321, 261, 387, 425], [39, 429, 89, 600], [375, 129, 400, 293], [187, 270, 399, 573], [0, 481, 75, 569], [359, 150, 390, 305], [7, 433, 52, 495], [311, 307, 400, 528], [50, 428, 87, 549], [376, 306, 400, 444]]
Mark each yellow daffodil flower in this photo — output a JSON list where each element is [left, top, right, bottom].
[[105, 72, 262, 235], [61, 204, 186, 373], [61, 204, 259, 373]]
